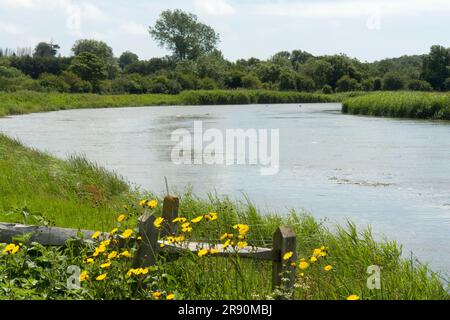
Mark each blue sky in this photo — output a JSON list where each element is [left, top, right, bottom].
[[0, 0, 449, 62]]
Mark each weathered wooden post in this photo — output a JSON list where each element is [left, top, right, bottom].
[[133, 212, 159, 268], [272, 226, 297, 297], [161, 195, 179, 237]]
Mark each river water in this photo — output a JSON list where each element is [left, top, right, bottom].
[[1, 103, 450, 273]]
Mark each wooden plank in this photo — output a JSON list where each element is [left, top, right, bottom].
[[133, 212, 159, 267], [159, 240, 273, 260], [161, 196, 179, 237], [0, 222, 103, 246], [272, 226, 297, 295]]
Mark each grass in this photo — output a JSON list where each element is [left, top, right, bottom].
[[0, 90, 364, 117], [0, 134, 448, 300], [342, 91, 450, 120]]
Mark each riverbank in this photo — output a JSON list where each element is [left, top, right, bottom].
[[342, 92, 450, 120], [0, 133, 448, 300], [0, 90, 364, 117]]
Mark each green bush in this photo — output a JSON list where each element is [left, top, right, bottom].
[[408, 80, 433, 91]]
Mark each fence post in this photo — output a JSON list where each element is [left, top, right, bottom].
[[272, 226, 297, 297], [133, 212, 159, 268], [161, 195, 179, 237]]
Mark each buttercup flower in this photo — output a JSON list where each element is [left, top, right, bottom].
[[108, 251, 118, 260], [299, 261, 310, 270], [204, 212, 218, 221], [92, 231, 101, 239], [198, 249, 209, 257], [120, 251, 132, 258], [166, 293, 175, 300], [79, 271, 89, 282], [324, 265, 333, 272], [96, 274, 107, 281], [152, 292, 162, 300], [233, 224, 250, 235], [220, 233, 233, 241], [283, 251, 294, 261], [237, 241, 248, 249], [121, 229, 133, 239], [86, 258, 95, 264], [191, 216, 203, 223], [148, 200, 158, 209], [347, 295, 360, 301], [100, 262, 111, 269], [154, 217, 164, 229], [117, 214, 126, 222], [310, 256, 318, 263], [110, 228, 118, 235]]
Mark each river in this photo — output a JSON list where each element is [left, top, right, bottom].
[[1, 103, 450, 273]]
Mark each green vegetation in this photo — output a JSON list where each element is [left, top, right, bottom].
[[1, 9, 449, 96], [0, 90, 365, 117], [342, 92, 450, 120], [0, 134, 448, 300]]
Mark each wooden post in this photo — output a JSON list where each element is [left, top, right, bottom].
[[133, 212, 159, 268], [272, 226, 297, 297], [161, 195, 179, 237]]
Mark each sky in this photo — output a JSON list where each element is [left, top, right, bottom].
[[0, 0, 449, 62]]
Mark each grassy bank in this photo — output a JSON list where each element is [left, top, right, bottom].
[[342, 91, 450, 120], [0, 90, 362, 117], [0, 134, 448, 300]]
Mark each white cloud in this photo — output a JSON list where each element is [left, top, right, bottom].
[[0, 22, 23, 35], [251, 0, 450, 18], [193, 0, 235, 16], [120, 21, 148, 36]]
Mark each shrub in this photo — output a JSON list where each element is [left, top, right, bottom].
[[39, 73, 70, 92], [322, 85, 333, 94], [408, 80, 433, 91], [382, 72, 405, 91], [336, 75, 360, 92]]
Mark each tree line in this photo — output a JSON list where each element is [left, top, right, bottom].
[[0, 9, 449, 95]]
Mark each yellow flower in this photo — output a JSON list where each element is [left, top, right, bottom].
[[3, 244, 20, 255], [299, 273, 305, 277], [137, 236, 142, 241], [120, 250, 132, 258], [100, 240, 111, 247], [93, 244, 107, 257], [96, 274, 107, 281], [152, 292, 162, 300], [110, 228, 118, 235], [220, 233, 233, 241], [313, 248, 322, 257], [86, 258, 95, 264], [223, 239, 232, 250], [121, 229, 133, 239], [299, 261, 310, 270], [205, 212, 218, 221], [166, 293, 175, 300], [324, 265, 333, 272], [154, 217, 164, 229], [79, 271, 89, 282], [320, 246, 326, 250], [100, 262, 111, 269], [347, 295, 360, 301], [139, 199, 147, 207], [319, 251, 327, 257], [237, 241, 248, 249], [117, 214, 126, 222], [147, 200, 158, 209], [92, 231, 101, 239], [198, 249, 209, 257], [283, 251, 294, 261], [126, 269, 136, 277], [191, 216, 204, 223], [108, 251, 118, 260], [210, 249, 220, 255], [173, 217, 187, 223], [310, 256, 318, 263], [233, 224, 250, 235]]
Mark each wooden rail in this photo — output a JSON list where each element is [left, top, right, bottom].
[[0, 195, 298, 296]]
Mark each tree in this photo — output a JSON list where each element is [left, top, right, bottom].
[[336, 75, 360, 92], [34, 42, 60, 58], [421, 45, 450, 90], [69, 52, 107, 91], [279, 69, 297, 91], [444, 78, 450, 91], [149, 9, 220, 60], [72, 39, 114, 61], [295, 74, 315, 92], [119, 51, 139, 70], [301, 59, 333, 88], [382, 72, 405, 91], [72, 39, 118, 79], [408, 80, 432, 91]]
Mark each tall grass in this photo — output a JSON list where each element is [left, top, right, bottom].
[[342, 91, 450, 120], [0, 90, 361, 117], [0, 134, 448, 300]]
